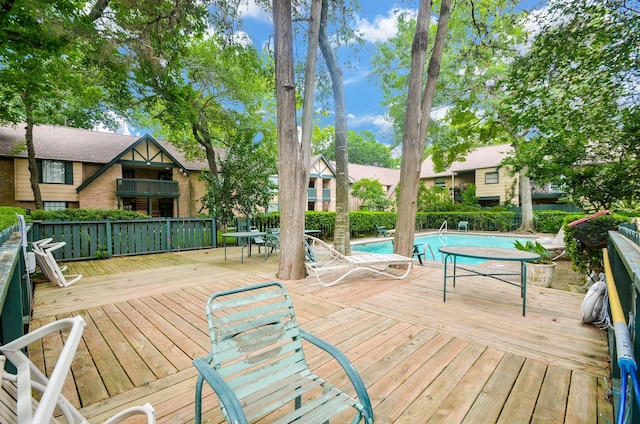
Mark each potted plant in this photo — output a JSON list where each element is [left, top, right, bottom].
[[514, 240, 556, 288]]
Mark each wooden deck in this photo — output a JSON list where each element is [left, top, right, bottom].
[[30, 245, 612, 423]]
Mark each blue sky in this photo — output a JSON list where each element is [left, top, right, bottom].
[[235, 1, 421, 143]]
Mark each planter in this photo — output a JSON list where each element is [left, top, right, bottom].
[[525, 262, 557, 288]]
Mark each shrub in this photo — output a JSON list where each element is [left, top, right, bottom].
[[0, 206, 29, 231], [29, 208, 149, 221]]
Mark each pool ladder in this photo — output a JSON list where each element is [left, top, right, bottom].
[[420, 221, 448, 262]]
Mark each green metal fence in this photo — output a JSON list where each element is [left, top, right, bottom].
[[0, 231, 33, 365], [30, 218, 217, 261], [607, 227, 640, 424]]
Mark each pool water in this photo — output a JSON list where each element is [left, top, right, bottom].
[[352, 233, 535, 265]]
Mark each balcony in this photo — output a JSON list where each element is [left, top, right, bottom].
[[116, 178, 179, 197], [307, 188, 331, 202], [531, 183, 565, 198]]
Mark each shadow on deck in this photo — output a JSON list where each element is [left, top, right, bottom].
[[29, 245, 612, 423]]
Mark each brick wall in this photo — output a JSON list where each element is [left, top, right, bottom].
[[78, 165, 121, 209]]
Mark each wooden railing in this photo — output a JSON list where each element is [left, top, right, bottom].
[[30, 218, 217, 261]]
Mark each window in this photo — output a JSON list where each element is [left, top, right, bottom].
[[39, 160, 73, 184], [434, 177, 446, 187], [44, 201, 67, 211], [485, 172, 499, 184]]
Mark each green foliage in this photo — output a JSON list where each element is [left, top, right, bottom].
[[370, 0, 524, 155], [503, 1, 640, 209], [28, 209, 148, 221], [312, 126, 399, 168], [95, 245, 109, 260], [251, 209, 583, 240], [533, 211, 574, 234], [459, 184, 479, 208], [414, 212, 516, 232], [417, 185, 454, 212], [0, 206, 30, 231], [200, 129, 277, 225], [349, 212, 396, 236], [564, 215, 624, 275], [513, 240, 553, 264], [351, 178, 392, 211]]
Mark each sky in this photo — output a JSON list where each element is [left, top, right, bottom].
[[107, 1, 421, 141], [236, 1, 420, 142], [109, 0, 544, 143]]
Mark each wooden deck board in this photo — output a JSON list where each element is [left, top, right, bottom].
[[26, 246, 612, 423]]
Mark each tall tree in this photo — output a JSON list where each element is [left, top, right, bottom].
[[0, 0, 205, 209], [394, 0, 452, 258], [132, 35, 276, 221], [371, 1, 529, 232], [503, 0, 640, 211], [273, 0, 308, 279], [318, 0, 351, 255]]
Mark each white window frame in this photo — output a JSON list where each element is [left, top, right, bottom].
[[43, 201, 67, 211]]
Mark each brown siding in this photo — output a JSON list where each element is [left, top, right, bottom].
[[15, 158, 81, 203], [0, 157, 19, 207]]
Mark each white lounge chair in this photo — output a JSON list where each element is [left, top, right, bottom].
[[1, 316, 155, 423], [304, 235, 413, 286], [537, 228, 566, 260], [16, 214, 36, 274], [32, 239, 82, 287]]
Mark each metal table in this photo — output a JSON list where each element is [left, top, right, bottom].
[[222, 231, 266, 263], [438, 246, 540, 316]]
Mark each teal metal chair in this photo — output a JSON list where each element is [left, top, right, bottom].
[[193, 282, 374, 424], [375, 225, 388, 237]]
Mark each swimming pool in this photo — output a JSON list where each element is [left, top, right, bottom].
[[352, 233, 536, 265]]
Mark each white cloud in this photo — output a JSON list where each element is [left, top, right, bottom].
[[355, 8, 417, 43], [430, 106, 448, 121], [347, 113, 393, 133], [93, 113, 133, 136], [342, 68, 370, 86], [237, 0, 271, 22]]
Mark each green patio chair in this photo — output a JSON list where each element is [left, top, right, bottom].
[[193, 282, 373, 424], [375, 225, 388, 237]]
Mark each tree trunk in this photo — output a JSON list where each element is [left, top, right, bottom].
[[518, 168, 536, 232], [299, 0, 321, 221], [274, 0, 306, 279], [23, 99, 43, 209], [394, 0, 451, 257], [192, 123, 218, 176], [319, 0, 350, 255]]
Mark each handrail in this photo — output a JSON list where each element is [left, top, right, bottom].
[[439, 220, 448, 234], [603, 247, 640, 424], [439, 221, 448, 247]]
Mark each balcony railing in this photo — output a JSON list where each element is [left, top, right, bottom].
[[116, 178, 179, 197], [307, 188, 331, 202]]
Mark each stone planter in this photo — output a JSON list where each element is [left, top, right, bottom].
[[525, 262, 557, 288]]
